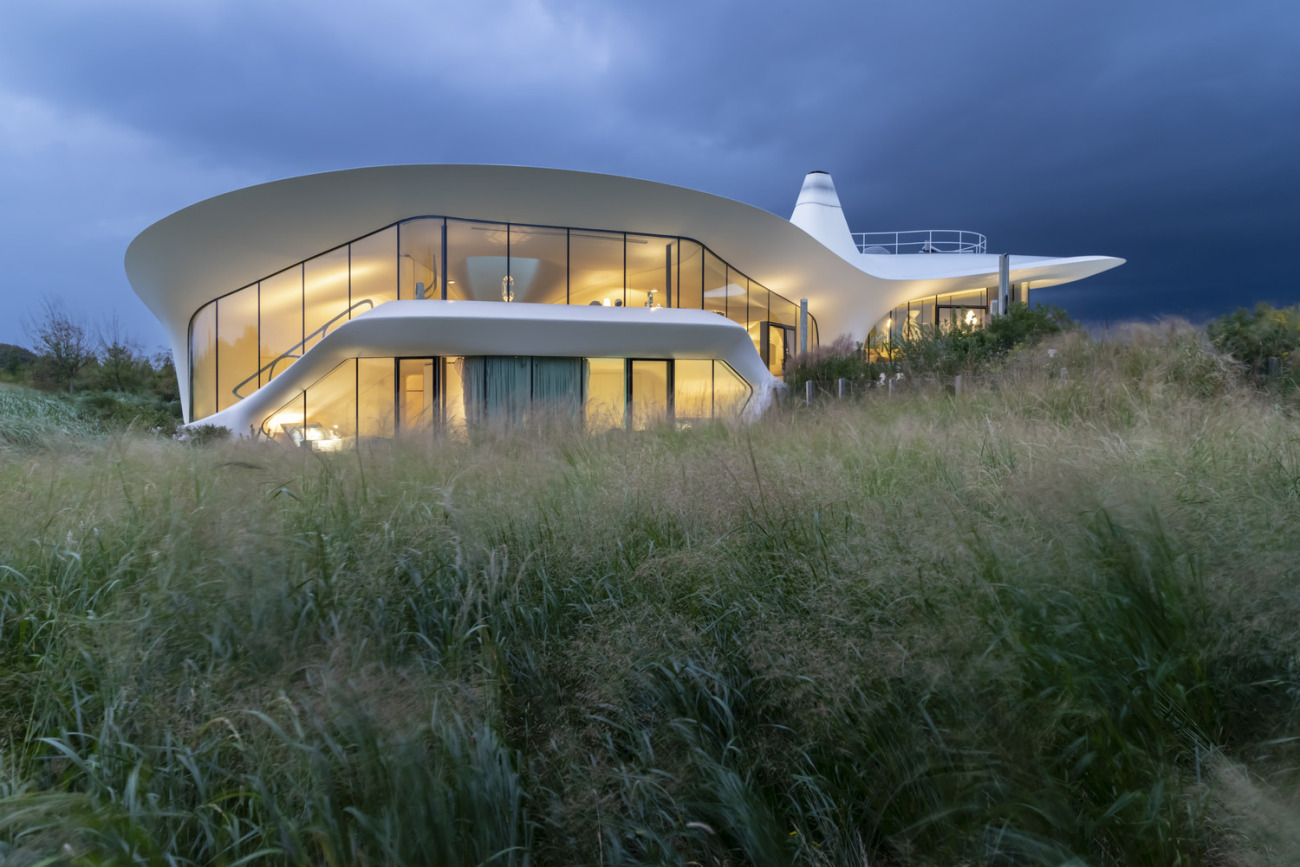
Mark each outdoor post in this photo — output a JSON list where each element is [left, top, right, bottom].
[[800, 299, 809, 355], [954, 374, 962, 395], [837, 377, 845, 398], [1269, 357, 1281, 379], [805, 380, 814, 405], [888, 378, 895, 397], [1060, 367, 1068, 381], [998, 254, 1010, 316]]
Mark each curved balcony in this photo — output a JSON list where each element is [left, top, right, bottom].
[[853, 229, 987, 255]]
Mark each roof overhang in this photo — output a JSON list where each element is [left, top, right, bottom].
[[125, 164, 1123, 412]]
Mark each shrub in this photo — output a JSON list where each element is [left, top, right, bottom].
[[176, 422, 231, 444], [73, 390, 182, 435], [1206, 302, 1300, 381], [783, 334, 888, 393], [894, 302, 1073, 377]]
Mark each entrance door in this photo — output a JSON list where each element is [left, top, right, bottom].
[[397, 358, 437, 436], [761, 322, 794, 375]]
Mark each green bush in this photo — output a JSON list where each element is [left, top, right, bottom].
[[1206, 302, 1300, 381], [893, 302, 1073, 377], [783, 334, 889, 392], [177, 422, 231, 444], [0, 385, 96, 447], [73, 390, 182, 434], [2, 327, 1300, 864]]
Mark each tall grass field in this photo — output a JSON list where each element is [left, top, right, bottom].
[[2, 325, 1299, 865]]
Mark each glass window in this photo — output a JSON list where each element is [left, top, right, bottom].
[[260, 267, 303, 385], [714, 361, 751, 418], [398, 358, 437, 437], [217, 284, 259, 411], [304, 247, 351, 354], [399, 219, 443, 301], [532, 357, 583, 421], [305, 359, 356, 450], [485, 356, 531, 424], [674, 359, 713, 424], [446, 219, 507, 302], [461, 356, 530, 426], [190, 302, 216, 420], [262, 393, 304, 445], [676, 240, 703, 310], [189, 304, 217, 421], [443, 357, 466, 437], [703, 250, 729, 320], [509, 225, 568, 304], [585, 358, 625, 432], [351, 226, 398, 309], [358, 357, 395, 439], [725, 267, 749, 331], [569, 229, 624, 307], [748, 283, 771, 356], [630, 360, 669, 431], [764, 323, 792, 376], [770, 292, 798, 330], [626, 234, 671, 309]]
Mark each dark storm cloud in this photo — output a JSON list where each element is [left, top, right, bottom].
[[0, 0, 1297, 347]]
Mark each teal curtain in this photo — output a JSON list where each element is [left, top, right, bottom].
[[464, 356, 584, 426], [462, 357, 485, 424], [486, 357, 531, 424], [532, 357, 582, 421]]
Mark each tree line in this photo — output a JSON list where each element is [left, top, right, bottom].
[[3, 300, 180, 423]]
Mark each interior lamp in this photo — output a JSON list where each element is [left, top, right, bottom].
[[501, 275, 515, 302]]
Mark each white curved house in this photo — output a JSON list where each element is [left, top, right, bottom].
[[125, 165, 1122, 443]]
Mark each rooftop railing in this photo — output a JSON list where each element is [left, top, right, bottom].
[[853, 229, 987, 255]]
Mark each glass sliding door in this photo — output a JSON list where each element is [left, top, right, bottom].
[[358, 357, 396, 439], [398, 358, 437, 437], [630, 360, 670, 431], [584, 358, 625, 432]]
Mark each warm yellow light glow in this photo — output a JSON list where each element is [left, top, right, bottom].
[[886, 318, 892, 328], [602, 298, 612, 306], [965, 310, 978, 326], [265, 410, 303, 431]]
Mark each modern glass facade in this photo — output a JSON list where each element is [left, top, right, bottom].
[[871, 285, 1033, 354], [190, 216, 816, 420], [260, 356, 751, 447]]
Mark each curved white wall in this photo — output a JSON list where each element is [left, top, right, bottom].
[[193, 301, 783, 436], [125, 164, 1124, 419]]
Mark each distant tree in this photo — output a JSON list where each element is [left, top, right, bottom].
[[0, 342, 37, 378], [26, 299, 95, 393], [93, 314, 150, 392], [149, 349, 180, 403]]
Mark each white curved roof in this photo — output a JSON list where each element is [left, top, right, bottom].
[[125, 164, 1123, 414]]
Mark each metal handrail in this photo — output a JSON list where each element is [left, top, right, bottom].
[[231, 299, 375, 399], [852, 229, 987, 255]]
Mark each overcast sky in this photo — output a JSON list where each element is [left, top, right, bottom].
[[1, 0, 1297, 351]]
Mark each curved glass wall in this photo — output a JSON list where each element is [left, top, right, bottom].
[[189, 216, 809, 419], [260, 356, 751, 446], [870, 286, 1024, 358]]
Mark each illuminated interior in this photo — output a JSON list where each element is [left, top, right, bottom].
[[260, 356, 752, 446], [190, 216, 813, 420], [867, 284, 1031, 354]]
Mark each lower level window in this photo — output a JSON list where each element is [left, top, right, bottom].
[[261, 356, 750, 447]]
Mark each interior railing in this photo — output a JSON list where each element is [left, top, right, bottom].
[[853, 229, 987, 255], [231, 299, 375, 400]]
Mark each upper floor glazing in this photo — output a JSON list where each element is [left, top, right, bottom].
[[188, 216, 818, 421]]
